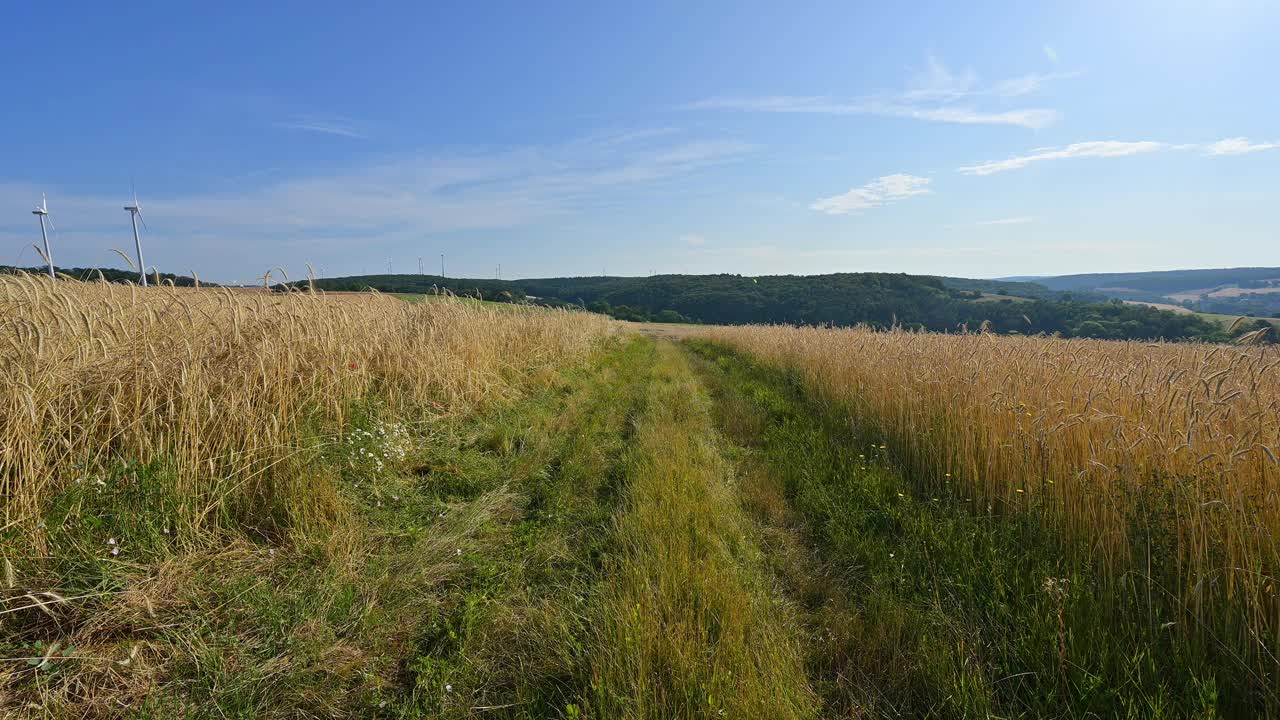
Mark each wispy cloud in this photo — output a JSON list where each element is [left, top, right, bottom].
[[0, 129, 754, 279], [687, 95, 1058, 129], [811, 174, 932, 215], [902, 57, 1075, 101], [959, 141, 1164, 176], [681, 233, 709, 246], [905, 105, 1058, 128], [686, 57, 1069, 129], [946, 216, 1035, 228], [274, 115, 369, 139], [1204, 137, 1280, 156], [961, 136, 1278, 175]]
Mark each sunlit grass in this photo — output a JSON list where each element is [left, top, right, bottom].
[[587, 343, 816, 719]]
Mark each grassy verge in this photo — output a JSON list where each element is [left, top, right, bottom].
[[585, 342, 815, 720], [686, 339, 1243, 719]]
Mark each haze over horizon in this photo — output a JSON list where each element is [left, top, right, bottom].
[[3, 2, 1278, 284]]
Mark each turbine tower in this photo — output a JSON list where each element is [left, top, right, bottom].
[[123, 192, 148, 286], [32, 194, 54, 279]]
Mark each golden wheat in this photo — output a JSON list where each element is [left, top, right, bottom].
[[707, 324, 1279, 686], [0, 275, 612, 544]]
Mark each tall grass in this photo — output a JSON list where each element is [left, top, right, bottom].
[[707, 324, 1280, 705], [0, 273, 611, 550]]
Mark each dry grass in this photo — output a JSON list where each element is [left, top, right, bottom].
[[706, 324, 1280, 696]]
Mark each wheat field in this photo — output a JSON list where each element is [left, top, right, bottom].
[[5, 274, 1279, 714], [0, 275, 618, 713], [0, 274, 611, 551], [707, 324, 1280, 697]]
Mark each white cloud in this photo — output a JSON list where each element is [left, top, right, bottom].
[[1204, 137, 1280, 156], [946, 216, 1035, 228], [811, 174, 932, 215], [686, 57, 1069, 129], [905, 106, 1059, 128], [902, 56, 979, 101], [977, 216, 1035, 225], [274, 116, 369, 139], [990, 72, 1077, 98], [958, 141, 1164, 176], [681, 233, 708, 246]]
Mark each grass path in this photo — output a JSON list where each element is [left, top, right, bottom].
[[584, 341, 815, 719], [391, 336, 657, 718], [390, 337, 817, 718]]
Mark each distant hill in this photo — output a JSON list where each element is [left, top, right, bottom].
[[998, 267, 1280, 318], [290, 272, 1248, 342], [933, 276, 1108, 302]]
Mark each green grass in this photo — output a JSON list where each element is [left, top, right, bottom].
[[393, 336, 656, 718], [586, 342, 816, 719], [685, 339, 1248, 719]]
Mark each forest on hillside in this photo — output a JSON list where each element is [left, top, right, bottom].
[[296, 272, 1249, 342]]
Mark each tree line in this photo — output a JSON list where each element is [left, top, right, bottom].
[[297, 272, 1264, 342]]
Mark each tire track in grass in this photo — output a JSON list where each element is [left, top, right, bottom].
[[586, 342, 816, 720], [401, 337, 658, 719]]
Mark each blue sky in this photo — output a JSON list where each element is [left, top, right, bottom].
[[2, 1, 1277, 282]]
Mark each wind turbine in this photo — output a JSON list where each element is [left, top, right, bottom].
[[32, 194, 54, 279], [123, 191, 148, 286]]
